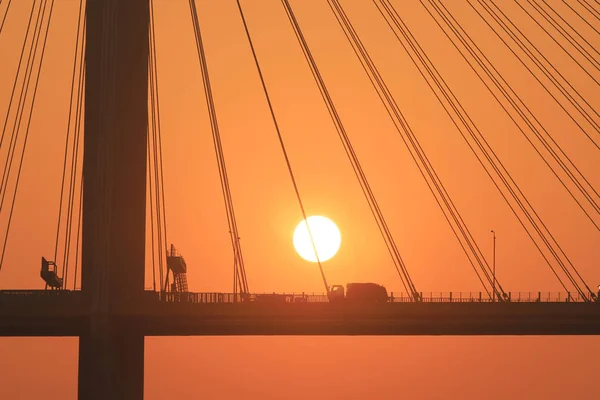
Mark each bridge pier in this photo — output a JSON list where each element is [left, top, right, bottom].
[[78, 326, 145, 399], [80, 1, 149, 399]]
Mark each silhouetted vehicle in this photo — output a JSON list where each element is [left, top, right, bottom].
[[255, 294, 287, 304], [328, 283, 389, 303], [293, 296, 307, 303]]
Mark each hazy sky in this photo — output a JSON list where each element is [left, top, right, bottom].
[[0, 0, 599, 398]]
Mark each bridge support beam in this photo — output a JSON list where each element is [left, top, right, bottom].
[[78, 327, 145, 399], [80, 1, 149, 399]]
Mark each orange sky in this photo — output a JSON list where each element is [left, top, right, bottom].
[[0, 0, 599, 398]]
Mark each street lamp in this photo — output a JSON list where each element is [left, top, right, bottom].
[[491, 230, 496, 302]]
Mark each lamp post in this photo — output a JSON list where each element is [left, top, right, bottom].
[[491, 230, 496, 302]]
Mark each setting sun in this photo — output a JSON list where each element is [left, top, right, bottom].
[[293, 216, 341, 263]]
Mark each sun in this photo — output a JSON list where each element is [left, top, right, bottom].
[[293, 216, 341, 263]]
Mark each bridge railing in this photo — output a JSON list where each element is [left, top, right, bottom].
[[152, 291, 597, 304], [505, 292, 594, 303], [0, 290, 83, 309], [389, 292, 596, 303], [156, 292, 330, 304], [0, 290, 81, 299], [1, 290, 596, 305]]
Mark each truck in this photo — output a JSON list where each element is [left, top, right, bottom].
[[328, 282, 389, 303]]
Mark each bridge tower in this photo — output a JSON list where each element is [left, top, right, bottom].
[[79, 1, 149, 399]]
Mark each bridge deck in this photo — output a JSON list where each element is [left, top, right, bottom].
[[1, 290, 599, 336]]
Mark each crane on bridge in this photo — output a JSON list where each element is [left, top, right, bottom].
[[164, 244, 188, 293], [40, 257, 63, 290]]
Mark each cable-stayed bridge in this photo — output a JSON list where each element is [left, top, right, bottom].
[[0, 0, 599, 399]]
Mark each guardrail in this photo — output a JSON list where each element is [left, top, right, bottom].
[[1, 290, 597, 304], [156, 291, 599, 304], [157, 292, 329, 304], [390, 291, 596, 303]]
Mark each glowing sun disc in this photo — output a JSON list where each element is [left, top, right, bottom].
[[293, 216, 341, 263]]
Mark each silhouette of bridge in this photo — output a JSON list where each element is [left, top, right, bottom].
[[0, 0, 599, 399]]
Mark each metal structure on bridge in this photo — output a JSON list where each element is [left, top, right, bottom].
[[0, 0, 599, 399]]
